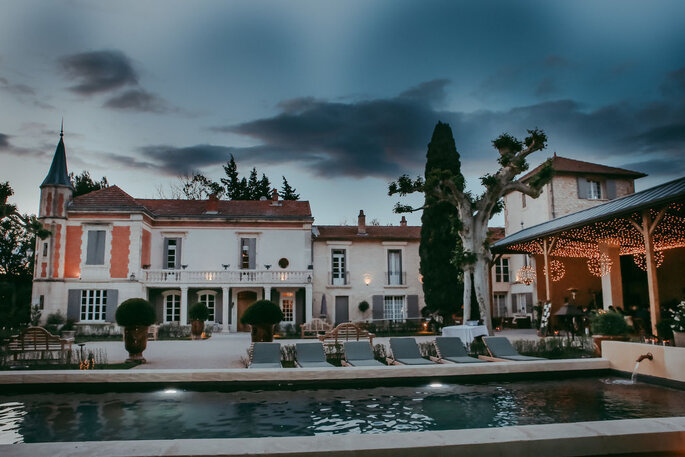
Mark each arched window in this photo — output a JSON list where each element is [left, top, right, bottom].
[[197, 290, 217, 323], [164, 292, 181, 323]]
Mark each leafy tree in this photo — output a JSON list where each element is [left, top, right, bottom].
[[69, 171, 109, 197], [280, 176, 300, 200], [418, 122, 465, 323], [389, 124, 553, 334]]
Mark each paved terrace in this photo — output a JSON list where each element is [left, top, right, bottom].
[[81, 329, 540, 369]]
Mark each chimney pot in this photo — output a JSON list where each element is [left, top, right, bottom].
[[206, 194, 219, 213], [272, 188, 279, 201], [358, 210, 366, 235], [400, 216, 407, 226]]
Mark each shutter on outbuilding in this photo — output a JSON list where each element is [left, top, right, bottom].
[[577, 177, 590, 199], [175, 238, 182, 269], [606, 179, 617, 200], [248, 238, 256, 269], [406, 295, 419, 319], [106, 289, 118, 323], [163, 238, 169, 269], [67, 289, 81, 321], [372, 295, 383, 320]]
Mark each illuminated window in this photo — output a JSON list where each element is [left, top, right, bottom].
[[281, 292, 294, 322]]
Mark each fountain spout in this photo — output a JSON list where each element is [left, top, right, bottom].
[[636, 353, 653, 363]]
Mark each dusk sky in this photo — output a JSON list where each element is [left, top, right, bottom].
[[1, 0, 684, 226]]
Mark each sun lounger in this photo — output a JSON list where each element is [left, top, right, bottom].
[[388, 338, 435, 365], [482, 336, 546, 361], [249, 342, 282, 368], [343, 341, 384, 367], [433, 337, 487, 364], [295, 342, 335, 368]]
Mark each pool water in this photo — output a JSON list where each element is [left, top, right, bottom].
[[1, 377, 684, 444]]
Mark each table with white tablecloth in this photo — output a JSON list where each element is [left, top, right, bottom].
[[441, 325, 489, 344]]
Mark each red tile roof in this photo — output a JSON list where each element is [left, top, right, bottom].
[[315, 225, 421, 241], [69, 186, 312, 219], [488, 227, 505, 243], [519, 155, 646, 183]]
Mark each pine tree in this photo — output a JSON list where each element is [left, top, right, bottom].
[[418, 122, 465, 322], [69, 171, 109, 197], [256, 174, 271, 199], [280, 176, 300, 200], [221, 155, 242, 200], [246, 168, 259, 199]]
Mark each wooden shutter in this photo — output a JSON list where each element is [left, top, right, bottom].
[[67, 289, 81, 321], [406, 295, 419, 319], [163, 238, 170, 269], [86, 231, 98, 264], [248, 238, 256, 269], [175, 238, 182, 269], [106, 289, 118, 322], [372, 295, 383, 320], [606, 179, 617, 199], [295, 289, 305, 324], [577, 177, 590, 199]]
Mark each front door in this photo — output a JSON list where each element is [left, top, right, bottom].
[[237, 291, 258, 332], [335, 296, 349, 325]]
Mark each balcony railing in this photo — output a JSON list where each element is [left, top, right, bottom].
[[329, 271, 350, 286], [385, 271, 407, 286], [142, 269, 311, 284]]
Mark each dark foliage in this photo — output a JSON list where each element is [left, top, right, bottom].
[[189, 302, 210, 321], [240, 299, 284, 325], [69, 171, 109, 197], [280, 176, 300, 200], [115, 298, 156, 327], [590, 311, 629, 336]]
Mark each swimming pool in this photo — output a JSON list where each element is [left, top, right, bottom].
[[1, 375, 683, 444]]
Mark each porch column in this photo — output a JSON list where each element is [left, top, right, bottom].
[[264, 286, 272, 302], [599, 240, 623, 310], [305, 284, 313, 323], [642, 210, 661, 335], [222, 287, 229, 331], [231, 288, 238, 332], [180, 286, 188, 325]]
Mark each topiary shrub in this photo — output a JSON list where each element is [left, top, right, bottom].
[[115, 298, 156, 327], [240, 300, 283, 325], [590, 311, 629, 336], [358, 300, 370, 313], [189, 302, 210, 321]]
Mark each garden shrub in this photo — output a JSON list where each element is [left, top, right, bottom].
[[513, 336, 596, 359], [590, 311, 629, 336], [240, 300, 283, 325], [115, 298, 156, 327], [189, 302, 210, 321], [157, 323, 191, 339]]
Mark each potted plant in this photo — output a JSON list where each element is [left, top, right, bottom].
[[115, 298, 156, 363], [589, 310, 629, 356], [240, 299, 284, 342], [669, 301, 685, 347], [358, 300, 370, 317], [189, 302, 210, 340]]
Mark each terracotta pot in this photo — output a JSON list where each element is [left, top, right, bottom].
[[251, 324, 275, 342], [592, 334, 629, 356], [124, 325, 149, 363], [674, 331, 685, 348], [191, 320, 205, 340]]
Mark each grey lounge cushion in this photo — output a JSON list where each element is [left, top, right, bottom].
[[250, 342, 281, 368], [389, 338, 435, 365], [435, 337, 485, 363], [444, 356, 486, 364], [344, 341, 384, 367], [295, 343, 334, 368], [483, 337, 546, 360]]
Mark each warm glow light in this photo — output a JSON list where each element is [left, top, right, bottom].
[[363, 274, 372, 285], [543, 259, 566, 282], [428, 382, 444, 388], [516, 266, 536, 285]]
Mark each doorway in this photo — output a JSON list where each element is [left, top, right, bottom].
[[335, 296, 349, 325], [237, 290, 258, 332]]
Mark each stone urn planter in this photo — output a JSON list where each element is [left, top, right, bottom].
[[115, 298, 156, 363], [674, 331, 685, 348], [240, 300, 283, 343], [189, 302, 210, 340], [590, 311, 630, 356]]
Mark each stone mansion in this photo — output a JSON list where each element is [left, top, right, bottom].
[[32, 133, 424, 332]]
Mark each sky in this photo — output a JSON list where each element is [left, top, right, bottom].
[[1, 0, 684, 226]]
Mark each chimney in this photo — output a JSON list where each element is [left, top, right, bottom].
[[400, 216, 407, 227], [272, 188, 279, 201], [357, 210, 366, 235], [206, 194, 219, 213]]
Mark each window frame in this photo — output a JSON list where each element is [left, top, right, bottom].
[[495, 257, 510, 283], [85, 230, 106, 265], [331, 249, 347, 285], [383, 295, 405, 322], [80, 289, 107, 322], [280, 291, 295, 323], [387, 249, 403, 285], [588, 180, 602, 200], [164, 292, 181, 323], [197, 290, 217, 323]]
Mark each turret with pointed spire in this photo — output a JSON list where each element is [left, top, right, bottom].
[[39, 122, 73, 219]]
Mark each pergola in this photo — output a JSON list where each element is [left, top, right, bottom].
[[491, 176, 685, 335]]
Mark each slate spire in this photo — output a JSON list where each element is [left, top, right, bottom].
[[41, 121, 72, 188]]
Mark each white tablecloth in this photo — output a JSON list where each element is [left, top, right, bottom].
[[441, 325, 489, 344]]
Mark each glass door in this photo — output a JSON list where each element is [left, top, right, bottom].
[[331, 249, 346, 286]]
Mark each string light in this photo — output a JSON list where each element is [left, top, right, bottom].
[[587, 253, 613, 277], [516, 265, 536, 285], [633, 250, 664, 271], [543, 259, 566, 282]]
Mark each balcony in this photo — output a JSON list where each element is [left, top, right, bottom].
[[142, 269, 311, 285], [385, 271, 407, 286]]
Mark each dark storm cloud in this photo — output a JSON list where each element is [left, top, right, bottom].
[[104, 89, 174, 113], [0, 133, 10, 149], [59, 50, 138, 95], [0, 77, 35, 95], [660, 66, 685, 96]]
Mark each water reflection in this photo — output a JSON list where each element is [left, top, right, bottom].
[[1, 377, 684, 444]]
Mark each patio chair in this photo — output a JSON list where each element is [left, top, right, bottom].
[[295, 343, 335, 368], [433, 337, 487, 364], [388, 338, 435, 365], [249, 342, 282, 369], [343, 341, 384, 367], [482, 336, 546, 361]]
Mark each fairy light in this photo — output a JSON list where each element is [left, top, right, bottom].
[[633, 250, 664, 271], [516, 265, 536, 285], [587, 253, 612, 277], [543, 259, 566, 282]]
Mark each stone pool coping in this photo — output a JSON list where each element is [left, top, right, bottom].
[[2, 416, 684, 457], [0, 357, 610, 385]]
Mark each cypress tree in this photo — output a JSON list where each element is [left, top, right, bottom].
[[280, 176, 300, 200], [419, 122, 464, 322]]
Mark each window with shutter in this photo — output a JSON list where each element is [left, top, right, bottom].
[[86, 230, 106, 265]]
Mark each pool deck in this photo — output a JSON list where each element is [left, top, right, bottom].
[[2, 416, 684, 457]]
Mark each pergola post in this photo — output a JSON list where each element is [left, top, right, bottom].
[[641, 210, 661, 336], [543, 238, 551, 301]]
